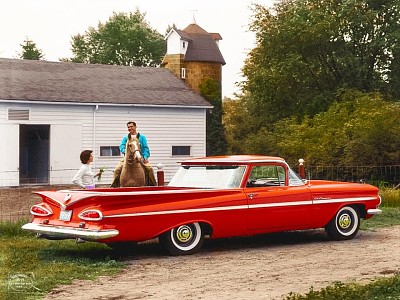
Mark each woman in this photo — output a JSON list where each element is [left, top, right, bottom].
[[72, 150, 99, 189]]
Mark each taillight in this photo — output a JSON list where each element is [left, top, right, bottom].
[[78, 210, 103, 221], [30, 204, 53, 217]]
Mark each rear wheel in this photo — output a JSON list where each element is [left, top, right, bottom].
[[159, 222, 204, 256], [325, 206, 360, 240]]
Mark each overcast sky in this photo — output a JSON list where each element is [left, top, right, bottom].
[[0, 0, 275, 98]]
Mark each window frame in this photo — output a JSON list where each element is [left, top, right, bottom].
[[171, 145, 191, 157], [99, 146, 121, 157]]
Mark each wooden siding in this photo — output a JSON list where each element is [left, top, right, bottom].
[[0, 102, 207, 186]]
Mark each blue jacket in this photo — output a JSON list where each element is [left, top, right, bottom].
[[119, 133, 150, 159]]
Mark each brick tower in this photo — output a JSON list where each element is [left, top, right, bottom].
[[162, 21, 226, 96]]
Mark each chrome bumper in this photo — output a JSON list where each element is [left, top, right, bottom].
[[367, 208, 382, 215], [22, 223, 119, 241]]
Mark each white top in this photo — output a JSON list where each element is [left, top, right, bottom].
[[72, 164, 95, 188]]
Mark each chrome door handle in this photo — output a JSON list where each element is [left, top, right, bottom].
[[248, 193, 258, 199]]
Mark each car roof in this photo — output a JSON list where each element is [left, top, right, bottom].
[[180, 155, 286, 165]]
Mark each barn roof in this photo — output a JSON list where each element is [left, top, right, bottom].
[[0, 58, 212, 107]]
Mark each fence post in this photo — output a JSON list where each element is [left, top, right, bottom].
[[156, 163, 164, 186], [298, 158, 305, 179]]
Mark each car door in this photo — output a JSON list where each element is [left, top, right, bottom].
[[245, 164, 312, 230]]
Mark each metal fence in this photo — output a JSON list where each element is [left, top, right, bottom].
[[0, 164, 178, 187], [306, 165, 400, 187]]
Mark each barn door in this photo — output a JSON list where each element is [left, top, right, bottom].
[[0, 124, 19, 186], [50, 124, 82, 185]]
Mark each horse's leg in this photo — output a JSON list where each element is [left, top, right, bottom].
[[142, 163, 156, 186]]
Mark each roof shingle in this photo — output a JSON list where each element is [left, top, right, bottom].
[[180, 24, 226, 65], [0, 58, 212, 107]]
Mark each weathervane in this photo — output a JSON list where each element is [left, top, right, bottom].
[[189, 9, 198, 24]]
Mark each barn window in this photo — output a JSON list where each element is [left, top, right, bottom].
[[172, 146, 191, 156], [100, 146, 120, 157]]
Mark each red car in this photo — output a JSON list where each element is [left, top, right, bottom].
[[22, 155, 382, 255]]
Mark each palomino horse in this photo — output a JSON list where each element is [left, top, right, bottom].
[[120, 134, 146, 187]]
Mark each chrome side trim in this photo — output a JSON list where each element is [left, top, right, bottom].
[[103, 196, 379, 219], [367, 209, 382, 215], [313, 196, 376, 204], [21, 223, 119, 240], [250, 200, 312, 209], [105, 205, 249, 218]]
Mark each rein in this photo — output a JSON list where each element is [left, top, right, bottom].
[[126, 139, 142, 165]]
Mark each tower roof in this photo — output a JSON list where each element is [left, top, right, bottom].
[[181, 23, 226, 65]]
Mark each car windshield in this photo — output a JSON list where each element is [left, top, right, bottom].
[[288, 167, 305, 186], [168, 165, 247, 189]]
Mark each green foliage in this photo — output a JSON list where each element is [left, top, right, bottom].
[[199, 78, 227, 156], [226, 89, 400, 167], [279, 90, 400, 166], [379, 189, 400, 207], [285, 274, 400, 300], [66, 9, 165, 66], [242, 0, 400, 124], [19, 38, 44, 60], [226, 0, 400, 164]]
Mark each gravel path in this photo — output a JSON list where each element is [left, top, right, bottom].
[[45, 226, 400, 300]]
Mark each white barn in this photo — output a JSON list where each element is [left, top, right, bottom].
[[0, 58, 212, 187]]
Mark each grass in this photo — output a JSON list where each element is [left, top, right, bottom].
[[379, 188, 400, 207], [0, 189, 399, 299], [0, 220, 123, 300], [284, 275, 400, 300], [359, 189, 400, 230], [360, 207, 400, 230]]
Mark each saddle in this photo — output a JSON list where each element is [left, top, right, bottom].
[[110, 163, 156, 188]]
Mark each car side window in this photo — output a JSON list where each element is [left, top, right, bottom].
[[247, 165, 286, 187]]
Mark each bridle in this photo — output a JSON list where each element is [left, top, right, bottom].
[[126, 138, 142, 165]]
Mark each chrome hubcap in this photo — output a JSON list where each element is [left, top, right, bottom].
[[176, 225, 193, 243], [338, 213, 352, 229]]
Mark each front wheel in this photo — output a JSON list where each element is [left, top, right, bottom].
[[159, 222, 204, 256], [325, 206, 360, 240]]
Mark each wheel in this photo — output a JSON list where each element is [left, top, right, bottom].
[[159, 222, 204, 256], [325, 206, 360, 240]]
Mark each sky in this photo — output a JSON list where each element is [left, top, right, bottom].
[[0, 0, 275, 98]]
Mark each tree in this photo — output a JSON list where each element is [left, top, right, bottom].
[[199, 78, 227, 156], [19, 39, 44, 60], [255, 90, 400, 167], [67, 9, 165, 66], [241, 0, 400, 125], [224, 0, 400, 165]]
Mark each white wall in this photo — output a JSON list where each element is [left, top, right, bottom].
[[0, 102, 207, 186], [166, 30, 188, 55], [94, 105, 206, 183], [0, 123, 19, 186]]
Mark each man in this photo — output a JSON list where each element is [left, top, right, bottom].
[[112, 121, 155, 186], [119, 121, 150, 163]]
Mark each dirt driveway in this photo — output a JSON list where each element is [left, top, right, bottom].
[[45, 226, 400, 300]]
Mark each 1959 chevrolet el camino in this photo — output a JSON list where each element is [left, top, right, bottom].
[[22, 155, 382, 255]]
